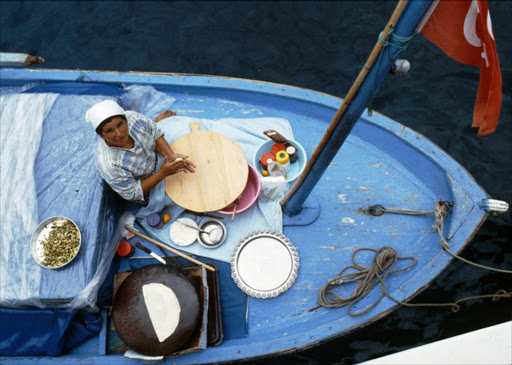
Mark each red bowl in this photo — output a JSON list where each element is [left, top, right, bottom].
[[218, 164, 261, 214]]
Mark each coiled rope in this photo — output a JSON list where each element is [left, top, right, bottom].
[[318, 201, 512, 315], [318, 246, 416, 315]]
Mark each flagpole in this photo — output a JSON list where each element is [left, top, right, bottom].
[[281, 0, 434, 216]]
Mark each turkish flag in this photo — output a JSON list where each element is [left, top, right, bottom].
[[418, 0, 502, 135]]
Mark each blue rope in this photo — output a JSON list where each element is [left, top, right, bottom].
[[367, 29, 416, 116]]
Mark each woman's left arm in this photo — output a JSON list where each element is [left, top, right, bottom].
[[154, 135, 175, 159]]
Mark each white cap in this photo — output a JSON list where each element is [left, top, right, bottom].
[[85, 100, 125, 130]]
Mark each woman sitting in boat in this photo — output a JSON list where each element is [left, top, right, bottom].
[[86, 99, 195, 204]]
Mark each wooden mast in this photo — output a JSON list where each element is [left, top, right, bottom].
[[281, 0, 434, 215]]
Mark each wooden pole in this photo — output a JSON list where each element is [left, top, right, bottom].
[[125, 226, 216, 272], [281, 0, 433, 215], [282, 0, 409, 208]]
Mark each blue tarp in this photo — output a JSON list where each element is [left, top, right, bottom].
[[0, 307, 102, 356], [0, 82, 259, 355], [1, 89, 123, 308], [1, 83, 125, 355]]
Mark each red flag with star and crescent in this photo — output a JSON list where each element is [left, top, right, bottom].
[[418, 0, 502, 135]]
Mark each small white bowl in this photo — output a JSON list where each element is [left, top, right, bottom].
[[197, 219, 227, 249]]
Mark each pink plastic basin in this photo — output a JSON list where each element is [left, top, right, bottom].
[[218, 164, 261, 214]]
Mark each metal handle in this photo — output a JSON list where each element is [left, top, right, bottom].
[[178, 220, 207, 234], [263, 129, 294, 147], [135, 242, 150, 254]]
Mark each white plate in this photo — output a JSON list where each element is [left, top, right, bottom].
[[169, 218, 198, 246]]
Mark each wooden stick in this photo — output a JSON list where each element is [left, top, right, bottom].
[[231, 201, 239, 221], [282, 0, 409, 206], [125, 226, 216, 272]]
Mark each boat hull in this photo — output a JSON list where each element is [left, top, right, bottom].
[[0, 69, 489, 363]]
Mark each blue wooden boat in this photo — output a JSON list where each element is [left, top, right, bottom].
[[1, 1, 508, 363]]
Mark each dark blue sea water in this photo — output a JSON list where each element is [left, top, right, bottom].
[[1, 1, 510, 364]]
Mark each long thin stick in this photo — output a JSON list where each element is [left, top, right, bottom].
[[282, 0, 409, 207], [125, 226, 216, 272]]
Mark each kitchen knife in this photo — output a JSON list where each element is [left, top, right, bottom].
[[135, 242, 166, 265]]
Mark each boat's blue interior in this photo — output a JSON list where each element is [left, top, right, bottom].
[[0, 76, 488, 362]]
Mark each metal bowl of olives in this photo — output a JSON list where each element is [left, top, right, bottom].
[[30, 216, 81, 269]]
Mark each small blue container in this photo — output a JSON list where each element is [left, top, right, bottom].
[[253, 139, 307, 183], [147, 213, 164, 229]]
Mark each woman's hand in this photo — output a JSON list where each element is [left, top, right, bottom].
[[141, 155, 195, 196], [168, 153, 196, 172], [154, 110, 176, 123], [160, 154, 196, 175]]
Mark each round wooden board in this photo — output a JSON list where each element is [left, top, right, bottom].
[[165, 123, 249, 212]]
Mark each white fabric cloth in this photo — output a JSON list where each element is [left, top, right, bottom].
[[135, 116, 293, 262]]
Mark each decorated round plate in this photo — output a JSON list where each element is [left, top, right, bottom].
[[231, 230, 299, 299]]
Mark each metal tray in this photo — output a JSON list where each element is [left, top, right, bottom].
[[230, 230, 299, 299], [30, 216, 81, 269]]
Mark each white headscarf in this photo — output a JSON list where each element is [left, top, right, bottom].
[[85, 100, 125, 131]]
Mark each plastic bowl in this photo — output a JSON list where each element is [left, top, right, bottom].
[[218, 164, 261, 214], [252, 138, 307, 183]]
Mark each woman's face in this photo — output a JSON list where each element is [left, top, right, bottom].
[[100, 116, 131, 148]]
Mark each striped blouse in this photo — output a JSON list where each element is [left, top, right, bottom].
[[95, 111, 164, 202]]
